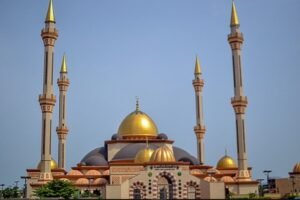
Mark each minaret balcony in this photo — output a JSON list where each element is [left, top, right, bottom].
[[39, 94, 56, 113], [194, 125, 206, 139], [41, 28, 58, 46], [231, 96, 248, 114], [228, 32, 244, 49], [56, 127, 69, 139], [193, 79, 204, 92]]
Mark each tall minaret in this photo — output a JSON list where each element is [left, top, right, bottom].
[[56, 55, 69, 169], [228, 1, 250, 180], [38, 0, 58, 181], [192, 56, 206, 165]]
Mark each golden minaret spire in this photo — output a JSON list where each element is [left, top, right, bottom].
[[60, 54, 68, 73], [194, 56, 201, 75], [45, 0, 55, 23], [231, 1, 239, 26]]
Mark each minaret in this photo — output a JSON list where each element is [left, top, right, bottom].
[[56, 55, 69, 169], [38, 0, 58, 181], [228, 1, 250, 180], [192, 56, 206, 165]]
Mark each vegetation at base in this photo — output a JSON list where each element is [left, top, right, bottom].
[[0, 186, 22, 199], [34, 179, 78, 199]]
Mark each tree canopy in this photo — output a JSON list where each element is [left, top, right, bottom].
[[34, 179, 78, 199]]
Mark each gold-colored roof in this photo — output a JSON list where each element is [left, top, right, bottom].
[[117, 103, 159, 138], [216, 155, 237, 169], [37, 158, 58, 170], [134, 147, 155, 163], [45, 0, 55, 23], [60, 54, 68, 73], [150, 145, 176, 162], [293, 162, 300, 173], [230, 1, 239, 26], [194, 56, 201, 74]]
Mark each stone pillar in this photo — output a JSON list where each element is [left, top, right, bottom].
[[192, 57, 206, 165]]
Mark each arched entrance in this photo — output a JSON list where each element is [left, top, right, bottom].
[[158, 176, 173, 199], [152, 171, 177, 199]]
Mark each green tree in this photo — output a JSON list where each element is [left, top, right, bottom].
[[34, 179, 78, 199], [2, 186, 21, 199]]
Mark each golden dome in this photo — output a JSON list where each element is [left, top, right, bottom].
[[37, 158, 58, 170], [134, 147, 155, 163], [216, 155, 237, 169], [118, 108, 158, 138], [150, 145, 176, 162], [293, 162, 300, 173]]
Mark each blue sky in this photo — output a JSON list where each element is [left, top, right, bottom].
[[0, 0, 300, 186]]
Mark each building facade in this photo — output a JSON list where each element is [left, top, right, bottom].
[[25, 1, 260, 199]]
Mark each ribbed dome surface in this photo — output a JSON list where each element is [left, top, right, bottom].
[[150, 145, 176, 162], [118, 110, 158, 138], [293, 162, 300, 173], [216, 155, 237, 169]]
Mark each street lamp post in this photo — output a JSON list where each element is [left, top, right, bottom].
[[20, 176, 31, 198], [263, 170, 272, 193]]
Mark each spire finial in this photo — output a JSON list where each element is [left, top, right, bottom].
[[225, 148, 228, 156], [60, 54, 68, 73], [136, 96, 140, 111], [194, 56, 201, 75], [231, 1, 239, 26], [45, 0, 55, 23]]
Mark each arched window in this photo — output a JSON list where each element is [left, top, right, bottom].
[[133, 188, 141, 200], [158, 176, 173, 200], [187, 186, 196, 199]]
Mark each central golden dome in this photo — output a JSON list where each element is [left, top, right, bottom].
[[118, 102, 158, 138]]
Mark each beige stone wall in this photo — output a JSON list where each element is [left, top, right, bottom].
[[106, 185, 121, 199], [200, 180, 225, 199], [228, 183, 258, 195]]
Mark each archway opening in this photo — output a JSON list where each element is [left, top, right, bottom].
[[158, 176, 173, 200]]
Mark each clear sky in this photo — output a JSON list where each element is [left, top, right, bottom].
[[0, 0, 300, 187]]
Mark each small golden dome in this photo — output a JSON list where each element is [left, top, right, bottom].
[[134, 147, 155, 163], [150, 145, 176, 162], [293, 162, 300, 173], [118, 110, 158, 138], [216, 155, 237, 169], [37, 158, 58, 170]]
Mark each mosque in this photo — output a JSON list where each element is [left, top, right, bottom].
[[25, 0, 261, 199]]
